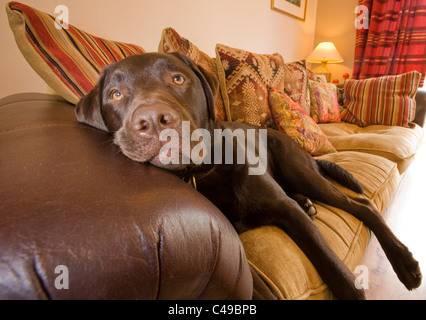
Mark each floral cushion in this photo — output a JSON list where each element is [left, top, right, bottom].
[[6, 1, 145, 104], [215, 44, 285, 127], [283, 60, 311, 114], [269, 89, 336, 156], [309, 80, 341, 123], [158, 27, 227, 121]]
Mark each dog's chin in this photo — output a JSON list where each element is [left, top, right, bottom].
[[116, 134, 204, 171], [121, 147, 193, 171], [149, 154, 190, 171]]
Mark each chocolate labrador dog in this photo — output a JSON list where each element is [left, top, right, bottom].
[[75, 52, 421, 299]]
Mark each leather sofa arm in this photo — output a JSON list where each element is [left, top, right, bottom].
[[0, 93, 252, 300], [414, 87, 426, 127]]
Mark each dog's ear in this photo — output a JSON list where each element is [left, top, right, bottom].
[[171, 52, 219, 122], [75, 66, 112, 132]]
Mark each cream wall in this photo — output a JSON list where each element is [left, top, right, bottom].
[[312, 0, 358, 84], [0, 0, 318, 98]]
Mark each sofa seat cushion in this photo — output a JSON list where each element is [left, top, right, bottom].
[[241, 210, 370, 300], [240, 151, 400, 300], [316, 151, 401, 213], [319, 122, 424, 173]]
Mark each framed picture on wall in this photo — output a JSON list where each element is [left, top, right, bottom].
[[271, 0, 307, 21]]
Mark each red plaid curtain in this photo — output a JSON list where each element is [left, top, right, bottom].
[[353, 0, 426, 87]]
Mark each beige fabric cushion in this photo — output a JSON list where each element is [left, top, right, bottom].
[[319, 122, 424, 173], [317, 151, 400, 213], [240, 151, 400, 300]]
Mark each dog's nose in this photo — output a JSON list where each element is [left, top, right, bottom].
[[131, 105, 180, 137]]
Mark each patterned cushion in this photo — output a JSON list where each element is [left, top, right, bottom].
[[309, 80, 341, 123], [306, 67, 327, 84], [158, 27, 228, 121], [341, 71, 421, 127], [283, 60, 311, 114], [6, 1, 146, 105], [269, 90, 336, 156], [215, 44, 285, 127]]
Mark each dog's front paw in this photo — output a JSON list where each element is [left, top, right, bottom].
[[293, 194, 317, 220], [390, 246, 422, 290]]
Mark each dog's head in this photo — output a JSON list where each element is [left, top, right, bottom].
[[75, 52, 219, 170]]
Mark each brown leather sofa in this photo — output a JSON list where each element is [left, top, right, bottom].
[[0, 90, 425, 300], [3, 1, 425, 299], [0, 93, 253, 300]]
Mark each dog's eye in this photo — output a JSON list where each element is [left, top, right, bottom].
[[172, 75, 185, 85], [111, 90, 123, 101]]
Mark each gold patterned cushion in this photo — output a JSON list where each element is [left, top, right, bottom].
[[158, 27, 228, 121], [269, 89, 336, 156], [215, 44, 285, 127]]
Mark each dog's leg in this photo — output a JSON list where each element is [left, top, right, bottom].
[[233, 168, 365, 300], [292, 193, 317, 220], [267, 131, 422, 291], [347, 194, 422, 290], [293, 173, 422, 291]]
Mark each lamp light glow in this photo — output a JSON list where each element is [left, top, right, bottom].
[[307, 42, 344, 74]]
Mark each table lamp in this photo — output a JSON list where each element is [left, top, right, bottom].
[[307, 42, 344, 82]]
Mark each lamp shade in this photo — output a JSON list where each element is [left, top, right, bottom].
[[307, 42, 344, 64]]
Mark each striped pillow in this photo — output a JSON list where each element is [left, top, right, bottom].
[[341, 71, 421, 127], [7, 2, 146, 105]]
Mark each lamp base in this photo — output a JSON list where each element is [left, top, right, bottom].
[[314, 61, 331, 82], [318, 61, 330, 73]]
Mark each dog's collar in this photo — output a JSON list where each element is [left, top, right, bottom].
[[180, 164, 215, 190], [186, 175, 197, 190], [182, 168, 197, 190]]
